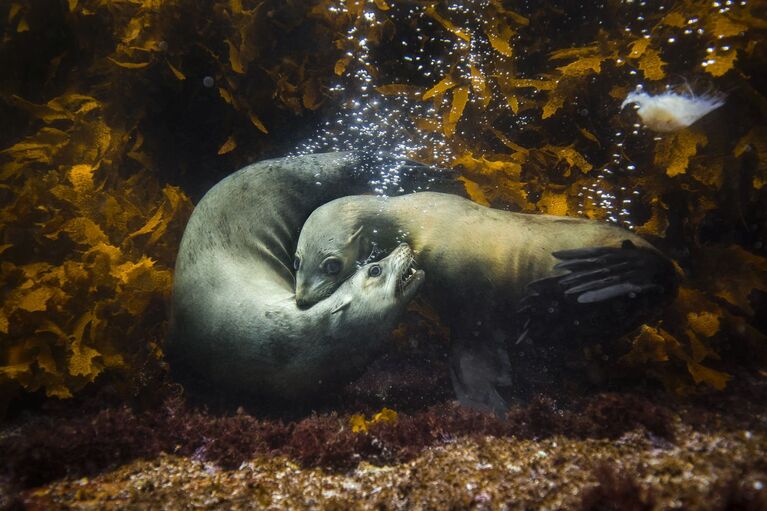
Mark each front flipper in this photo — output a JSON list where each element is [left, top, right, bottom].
[[517, 240, 678, 345], [449, 338, 512, 417]]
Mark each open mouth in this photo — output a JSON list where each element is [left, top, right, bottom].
[[397, 256, 419, 294]]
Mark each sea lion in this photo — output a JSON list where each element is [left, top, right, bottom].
[[294, 192, 678, 412], [168, 152, 437, 401]]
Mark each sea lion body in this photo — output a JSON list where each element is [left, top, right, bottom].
[[295, 192, 678, 411], [296, 192, 655, 315], [168, 153, 429, 400]]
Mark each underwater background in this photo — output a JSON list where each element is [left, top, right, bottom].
[[1, 0, 766, 509]]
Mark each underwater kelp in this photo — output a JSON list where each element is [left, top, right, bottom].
[[0, 89, 193, 400], [0, 0, 346, 404], [320, 0, 767, 393], [1, 0, 766, 407]]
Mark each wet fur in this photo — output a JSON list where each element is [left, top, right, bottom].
[[295, 192, 677, 412], [296, 192, 659, 312], [168, 153, 424, 400]]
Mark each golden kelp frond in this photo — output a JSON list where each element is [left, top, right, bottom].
[[654, 129, 708, 177], [622, 284, 738, 394], [2, 0, 345, 401], [349, 407, 398, 433], [0, 91, 192, 398], [695, 246, 767, 316]]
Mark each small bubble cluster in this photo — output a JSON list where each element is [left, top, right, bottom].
[[293, 0, 516, 195], [295, 1, 459, 194]]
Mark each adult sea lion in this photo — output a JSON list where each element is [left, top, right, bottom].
[[168, 152, 439, 401], [294, 192, 678, 412]]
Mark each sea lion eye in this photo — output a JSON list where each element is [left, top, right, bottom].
[[368, 265, 382, 277], [293, 255, 301, 271], [323, 258, 342, 275]]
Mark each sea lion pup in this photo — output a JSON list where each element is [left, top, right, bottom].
[[294, 192, 678, 413], [168, 152, 442, 401]]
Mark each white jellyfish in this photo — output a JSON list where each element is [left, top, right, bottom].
[[621, 87, 725, 132]]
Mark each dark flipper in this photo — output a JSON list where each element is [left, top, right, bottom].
[[449, 337, 512, 417], [517, 240, 678, 345]]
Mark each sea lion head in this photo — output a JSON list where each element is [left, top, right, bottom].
[[295, 209, 368, 307], [323, 243, 424, 324]]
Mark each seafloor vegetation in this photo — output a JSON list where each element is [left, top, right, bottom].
[[3, 383, 767, 509], [0, 384, 767, 510], [1, 0, 766, 508]]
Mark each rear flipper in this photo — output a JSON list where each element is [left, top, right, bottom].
[[517, 240, 679, 345], [449, 337, 512, 417]]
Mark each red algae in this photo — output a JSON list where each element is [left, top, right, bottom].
[[2, 379, 766, 509], [1, 392, 678, 490]]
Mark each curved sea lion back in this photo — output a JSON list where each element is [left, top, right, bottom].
[[168, 152, 452, 400]]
